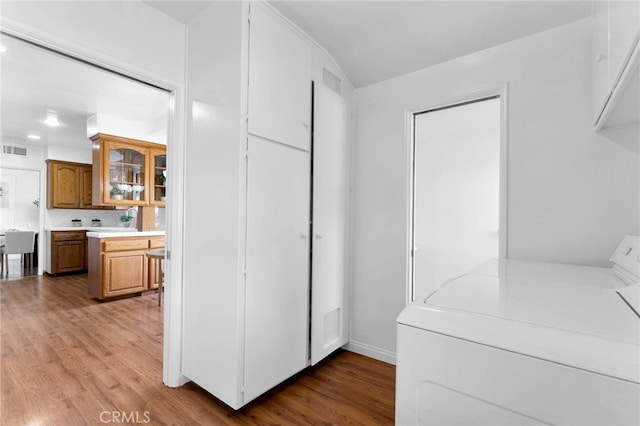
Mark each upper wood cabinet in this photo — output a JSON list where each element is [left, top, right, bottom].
[[90, 133, 166, 206], [150, 148, 167, 207], [247, 3, 311, 151], [47, 160, 105, 209]]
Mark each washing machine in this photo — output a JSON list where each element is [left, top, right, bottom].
[[396, 236, 640, 425]]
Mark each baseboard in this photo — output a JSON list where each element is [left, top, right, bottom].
[[345, 340, 396, 365]]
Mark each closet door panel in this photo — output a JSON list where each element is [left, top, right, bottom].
[[311, 84, 350, 365], [248, 3, 311, 151], [244, 135, 311, 403]]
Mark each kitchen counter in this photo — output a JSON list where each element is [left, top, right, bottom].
[[86, 230, 165, 238], [46, 226, 137, 232], [87, 231, 165, 300]]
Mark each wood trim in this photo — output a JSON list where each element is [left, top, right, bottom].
[[90, 132, 166, 150], [137, 206, 157, 232]]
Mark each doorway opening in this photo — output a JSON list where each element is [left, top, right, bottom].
[[410, 94, 506, 302], [0, 32, 171, 275]]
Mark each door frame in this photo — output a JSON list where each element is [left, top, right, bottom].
[[0, 25, 187, 387], [404, 84, 509, 304], [0, 166, 44, 275]]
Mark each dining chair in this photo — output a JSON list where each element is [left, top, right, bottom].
[[2, 231, 36, 277]]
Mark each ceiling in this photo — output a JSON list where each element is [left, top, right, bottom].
[[268, 1, 593, 88], [0, 35, 169, 151], [146, 0, 593, 88]]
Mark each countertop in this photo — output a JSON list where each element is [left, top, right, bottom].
[[46, 226, 137, 232], [86, 230, 165, 238]]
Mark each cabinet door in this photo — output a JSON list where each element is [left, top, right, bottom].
[[102, 140, 149, 206], [150, 148, 167, 206], [53, 241, 85, 273], [148, 258, 162, 290], [248, 3, 311, 151], [103, 250, 148, 297], [592, 0, 611, 124], [609, 0, 640, 87], [310, 84, 350, 365], [49, 162, 80, 208], [80, 165, 93, 208], [244, 135, 310, 403]]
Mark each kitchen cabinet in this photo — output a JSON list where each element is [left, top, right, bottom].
[[150, 148, 167, 207], [50, 231, 86, 274], [183, 1, 350, 410], [90, 133, 167, 207], [147, 237, 165, 289], [247, 3, 311, 150], [592, 0, 640, 129], [88, 234, 165, 300], [244, 135, 310, 402], [80, 165, 94, 207], [310, 83, 350, 364], [47, 160, 104, 209]]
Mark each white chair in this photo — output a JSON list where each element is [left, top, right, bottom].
[[1, 231, 36, 277]]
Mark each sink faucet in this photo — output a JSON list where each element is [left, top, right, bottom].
[[125, 207, 138, 228]]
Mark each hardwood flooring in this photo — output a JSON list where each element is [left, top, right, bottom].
[[1, 273, 396, 425]]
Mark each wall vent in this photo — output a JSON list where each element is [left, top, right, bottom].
[[2, 145, 28, 156], [322, 68, 342, 95]]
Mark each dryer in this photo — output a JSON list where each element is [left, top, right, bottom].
[[396, 236, 640, 425]]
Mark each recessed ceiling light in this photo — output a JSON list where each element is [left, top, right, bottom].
[[43, 116, 61, 127], [0, 45, 7, 53], [27, 134, 41, 140]]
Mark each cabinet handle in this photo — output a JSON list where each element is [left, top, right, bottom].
[[315, 235, 323, 240], [596, 53, 607, 63], [300, 234, 308, 239]]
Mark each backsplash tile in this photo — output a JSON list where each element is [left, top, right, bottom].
[[46, 207, 166, 229]]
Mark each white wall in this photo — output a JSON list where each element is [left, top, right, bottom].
[[350, 18, 640, 361], [46, 145, 92, 164]]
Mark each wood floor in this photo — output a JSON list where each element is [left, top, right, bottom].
[[1, 273, 396, 425]]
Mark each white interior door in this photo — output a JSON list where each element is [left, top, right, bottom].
[[248, 3, 311, 151], [413, 97, 501, 300], [244, 135, 310, 403], [311, 84, 349, 365]]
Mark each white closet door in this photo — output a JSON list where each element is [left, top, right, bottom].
[[244, 135, 311, 403], [248, 3, 311, 151], [311, 84, 349, 365]]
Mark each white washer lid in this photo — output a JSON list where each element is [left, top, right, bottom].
[[398, 259, 640, 383]]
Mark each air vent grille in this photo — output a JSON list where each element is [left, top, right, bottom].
[[322, 68, 341, 95], [2, 145, 28, 156]]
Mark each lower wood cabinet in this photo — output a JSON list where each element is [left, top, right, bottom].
[[147, 237, 165, 290], [88, 235, 165, 300], [50, 231, 87, 274]]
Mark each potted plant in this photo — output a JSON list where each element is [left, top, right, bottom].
[[110, 186, 126, 200]]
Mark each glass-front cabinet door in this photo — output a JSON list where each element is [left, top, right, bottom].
[[105, 142, 149, 205], [151, 148, 167, 207]]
